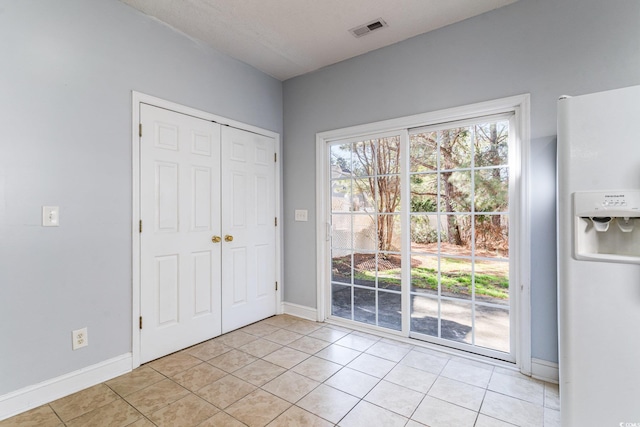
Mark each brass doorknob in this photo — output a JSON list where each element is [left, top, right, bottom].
[[211, 236, 221, 243], [224, 235, 233, 242]]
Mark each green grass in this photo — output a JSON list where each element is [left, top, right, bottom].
[[352, 266, 509, 300]]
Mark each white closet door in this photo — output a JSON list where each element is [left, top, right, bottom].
[[221, 126, 277, 332], [140, 104, 222, 363]]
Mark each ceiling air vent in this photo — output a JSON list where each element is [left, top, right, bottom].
[[349, 19, 388, 38]]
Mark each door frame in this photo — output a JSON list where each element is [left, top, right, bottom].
[[315, 94, 531, 373], [131, 91, 282, 369]]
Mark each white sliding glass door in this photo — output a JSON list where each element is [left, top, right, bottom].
[[319, 99, 527, 364], [408, 117, 513, 360]]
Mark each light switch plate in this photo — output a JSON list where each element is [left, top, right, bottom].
[[42, 206, 59, 227], [294, 209, 308, 222]]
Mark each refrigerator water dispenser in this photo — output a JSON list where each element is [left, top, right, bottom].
[[573, 191, 640, 263]]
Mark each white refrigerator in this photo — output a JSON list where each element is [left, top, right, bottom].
[[557, 85, 640, 426]]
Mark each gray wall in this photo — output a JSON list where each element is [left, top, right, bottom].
[[0, 0, 282, 395], [282, 0, 640, 363]]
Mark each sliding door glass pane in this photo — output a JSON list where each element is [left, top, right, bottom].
[[474, 259, 509, 305], [475, 305, 510, 352], [411, 295, 438, 337], [440, 299, 472, 344], [354, 287, 376, 325], [331, 250, 351, 284], [378, 291, 401, 330], [440, 257, 472, 300], [331, 284, 351, 320], [330, 135, 402, 331], [410, 119, 511, 356]]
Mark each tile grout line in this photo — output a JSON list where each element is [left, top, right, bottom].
[[3, 316, 553, 426]]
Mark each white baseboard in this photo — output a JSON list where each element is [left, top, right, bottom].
[[531, 358, 559, 384], [0, 353, 132, 421], [282, 302, 318, 322]]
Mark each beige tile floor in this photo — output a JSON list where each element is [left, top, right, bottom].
[[1, 315, 560, 427]]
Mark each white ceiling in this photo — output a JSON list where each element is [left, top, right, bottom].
[[120, 0, 517, 81]]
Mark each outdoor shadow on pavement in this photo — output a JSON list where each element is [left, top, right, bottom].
[[410, 316, 472, 342]]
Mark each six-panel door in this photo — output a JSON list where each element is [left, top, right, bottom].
[[139, 104, 276, 363], [221, 126, 277, 332]]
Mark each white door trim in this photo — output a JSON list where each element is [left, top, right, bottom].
[[315, 94, 531, 373], [131, 91, 282, 369]]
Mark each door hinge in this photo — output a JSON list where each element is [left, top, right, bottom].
[[139, 220, 142, 233], [139, 123, 142, 137], [275, 217, 278, 226], [139, 316, 143, 330], [275, 281, 278, 291], [274, 153, 277, 162]]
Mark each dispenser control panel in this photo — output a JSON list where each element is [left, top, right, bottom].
[[601, 195, 628, 207], [574, 190, 640, 217]]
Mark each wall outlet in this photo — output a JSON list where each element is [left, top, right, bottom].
[[72, 327, 88, 350], [42, 206, 60, 227]]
